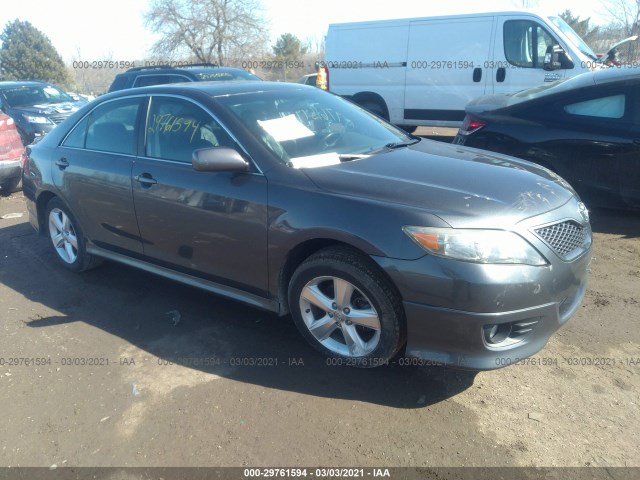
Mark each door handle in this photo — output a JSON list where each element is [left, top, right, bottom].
[[134, 174, 158, 186], [55, 157, 69, 169], [496, 67, 506, 83], [472, 67, 482, 82]]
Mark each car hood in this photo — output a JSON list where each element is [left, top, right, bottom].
[[9, 101, 85, 117], [301, 140, 575, 228]]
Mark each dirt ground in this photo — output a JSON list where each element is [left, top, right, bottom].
[[0, 181, 638, 472]]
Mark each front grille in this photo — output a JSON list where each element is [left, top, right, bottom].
[[535, 221, 587, 259]]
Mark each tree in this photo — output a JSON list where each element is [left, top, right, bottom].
[[601, 0, 640, 60], [0, 19, 70, 85], [273, 33, 308, 60], [144, 0, 270, 66], [603, 0, 640, 35], [272, 33, 308, 80], [559, 10, 600, 45]]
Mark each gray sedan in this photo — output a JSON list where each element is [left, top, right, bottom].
[[22, 81, 591, 369]]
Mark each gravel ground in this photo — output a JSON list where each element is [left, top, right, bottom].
[[0, 187, 638, 472]]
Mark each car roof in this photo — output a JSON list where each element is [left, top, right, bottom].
[[105, 80, 313, 99], [591, 67, 640, 85], [120, 65, 249, 75], [560, 67, 640, 90]]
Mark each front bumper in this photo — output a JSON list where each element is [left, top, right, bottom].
[[0, 159, 21, 182], [374, 199, 592, 370], [401, 278, 587, 370]]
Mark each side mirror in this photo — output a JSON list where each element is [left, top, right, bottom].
[[544, 45, 574, 71], [192, 147, 249, 172]]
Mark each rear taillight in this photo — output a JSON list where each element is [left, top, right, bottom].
[[459, 115, 486, 135], [0, 116, 15, 132]]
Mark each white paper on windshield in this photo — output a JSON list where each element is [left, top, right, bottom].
[[257, 114, 314, 142], [289, 153, 341, 169]]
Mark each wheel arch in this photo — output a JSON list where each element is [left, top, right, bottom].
[[36, 190, 59, 235], [352, 92, 390, 120], [277, 238, 403, 316]]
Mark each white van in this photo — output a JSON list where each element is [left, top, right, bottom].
[[323, 10, 632, 129]]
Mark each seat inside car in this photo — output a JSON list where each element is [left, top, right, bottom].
[[88, 121, 134, 154]]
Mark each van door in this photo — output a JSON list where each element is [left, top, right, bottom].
[[491, 18, 569, 94], [404, 17, 494, 125]]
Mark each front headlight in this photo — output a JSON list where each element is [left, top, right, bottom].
[[22, 114, 52, 124], [403, 226, 547, 266]]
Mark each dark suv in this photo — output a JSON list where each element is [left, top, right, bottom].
[[0, 81, 87, 145], [108, 64, 261, 92]]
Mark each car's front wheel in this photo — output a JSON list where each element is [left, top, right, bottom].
[[288, 247, 405, 367], [46, 198, 101, 272]]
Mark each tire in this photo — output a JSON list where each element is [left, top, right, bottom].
[[288, 247, 405, 367], [45, 198, 102, 272], [0, 177, 21, 196], [359, 100, 388, 120], [399, 125, 418, 134]]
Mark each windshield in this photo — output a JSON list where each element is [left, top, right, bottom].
[[214, 88, 411, 167], [0, 84, 74, 107], [549, 15, 597, 60]]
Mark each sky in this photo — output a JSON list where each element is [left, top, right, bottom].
[[0, 0, 615, 62]]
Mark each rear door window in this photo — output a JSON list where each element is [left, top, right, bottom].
[[63, 97, 142, 154], [564, 95, 626, 119]]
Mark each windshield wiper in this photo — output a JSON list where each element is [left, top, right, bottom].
[[338, 154, 370, 161], [385, 138, 421, 149]]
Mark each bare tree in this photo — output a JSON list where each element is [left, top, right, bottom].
[[601, 0, 640, 60], [144, 0, 270, 66], [603, 0, 640, 34]]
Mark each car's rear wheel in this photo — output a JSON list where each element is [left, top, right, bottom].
[[46, 198, 101, 272], [288, 247, 405, 367]]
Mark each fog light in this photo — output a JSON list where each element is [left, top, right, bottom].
[[483, 323, 512, 345]]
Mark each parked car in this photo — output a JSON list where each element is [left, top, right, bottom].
[[0, 113, 25, 195], [0, 81, 88, 146], [454, 67, 640, 210], [297, 73, 318, 86], [23, 81, 592, 369], [108, 64, 262, 92]]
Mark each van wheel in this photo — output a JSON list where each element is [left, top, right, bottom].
[[359, 100, 388, 120], [45, 198, 102, 272], [399, 125, 418, 134], [288, 247, 405, 367]]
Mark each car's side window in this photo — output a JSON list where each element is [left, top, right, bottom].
[[62, 116, 89, 148], [504, 21, 556, 68], [145, 96, 234, 163], [63, 98, 141, 154], [564, 94, 626, 119]]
